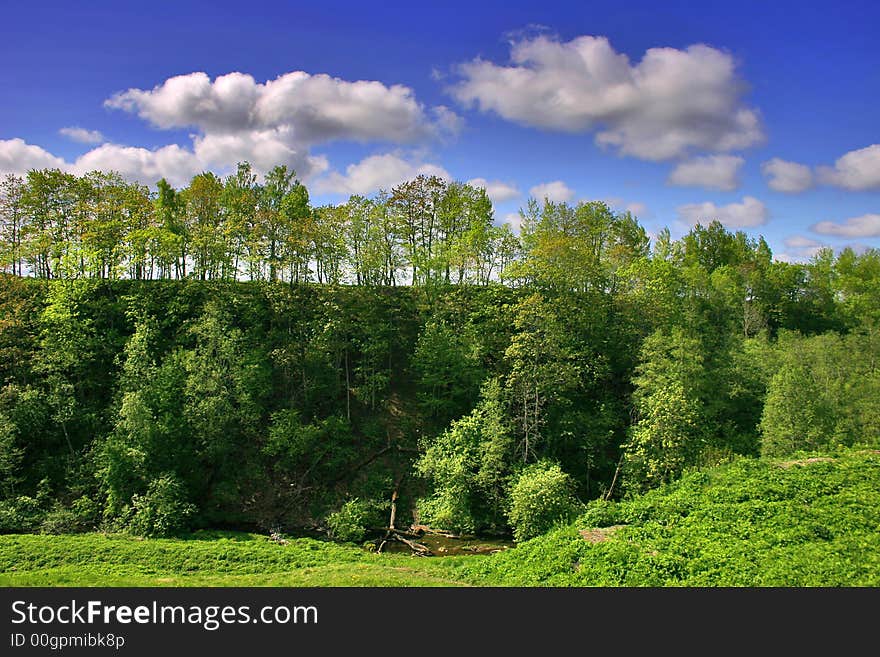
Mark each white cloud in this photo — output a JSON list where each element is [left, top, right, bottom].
[[623, 201, 648, 216], [668, 155, 743, 191], [71, 143, 205, 188], [784, 235, 822, 249], [466, 177, 520, 202], [529, 180, 574, 202], [811, 214, 880, 238], [775, 235, 875, 263], [452, 34, 762, 161], [2, 68, 455, 187], [0, 138, 203, 187], [313, 153, 450, 195], [192, 129, 328, 180], [815, 144, 880, 191], [99, 70, 459, 181], [677, 196, 768, 228], [502, 211, 524, 233], [761, 158, 813, 193], [781, 235, 825, 261], [59, 127, 106, 144], [603, 196, 649, 216], [0, 138, 67, 175], [107, 70, 456, 144]]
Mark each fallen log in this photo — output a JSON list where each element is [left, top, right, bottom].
[[392, 532, 432, 556]]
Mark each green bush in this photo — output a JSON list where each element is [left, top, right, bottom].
[[325, 498, 371, 543], [39, 496, 100, 534], [0, 496, 44, 533], [126, 475, 195, 537], [507, 461, 579, 542]]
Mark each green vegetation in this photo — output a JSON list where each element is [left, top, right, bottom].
[[0, 531, 470, 587], [448, 449, 880, 586], [1, 165, 879, 586], [3, 449, 877, 586]]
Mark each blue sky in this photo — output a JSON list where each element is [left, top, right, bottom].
[[2, 0, 879, 260]]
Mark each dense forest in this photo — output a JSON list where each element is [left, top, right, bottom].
[[0, 164, 878, 544]]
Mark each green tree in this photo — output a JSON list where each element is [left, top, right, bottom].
[[623, 328, 708, 492]]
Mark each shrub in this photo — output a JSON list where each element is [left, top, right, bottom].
[[0, 496, 43, 533], [325, 499, 371, 543], [127, 475, 195, 537], [39, 496, 100, 534], [507, 461, 579, 542]]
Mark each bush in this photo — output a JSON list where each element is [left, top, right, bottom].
[[507, 461, 579, 542], [126, 475, 195, 537], [0, 496, 43, 533], [325, 499, 371, 543], [39, 496, 100, 534], [0, 478, 52, 533], [579, 499, 620, 528]]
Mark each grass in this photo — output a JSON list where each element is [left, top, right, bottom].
[[0, 531, 473, 586], [2, 449, 878, 586]]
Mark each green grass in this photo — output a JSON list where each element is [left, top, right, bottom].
[[0, 531, 473, 586], [3, 449, 878, 586]]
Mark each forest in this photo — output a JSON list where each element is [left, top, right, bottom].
[[0, 163, 878, 547]]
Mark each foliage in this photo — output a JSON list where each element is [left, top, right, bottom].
[[415, 379, 512, 533], [0, 183, 879, 544], [448, 449, 880, 586], [760, 330, 880, 456], [3, 450, 876, 587], [507, 461, 579, 542], [325, 498, 373, 543], [125, 475, 196, 538]]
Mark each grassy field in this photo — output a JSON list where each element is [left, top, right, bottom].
[[3, 449, 878, 587]]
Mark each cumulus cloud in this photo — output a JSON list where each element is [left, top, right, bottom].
[[761, 158, 814, 193], [99, 70, 459, 181], [452, 34, 763, 161], [529, 180, 574, 202], [313, 153, 450, 195], [71, 143, 205, 188], [191, 129, 328, 180], [0, 138, 68, 175], [815, 144, 880, 191], [107, 70, 455, 144], [3, 69, 455, 187], [0, 138, 204, 187], [677, 196, 768, 228], [59, 127, 106, 144], [775, 235, 875, 263], [466, 177, 520, 202], [811, 214, 880, 238], [502, 211, 524, 232], [668, 155, 743, 191]]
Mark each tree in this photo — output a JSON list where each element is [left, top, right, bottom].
[[154, 178, 187, 279], [0, 175, 26, 275], [412, 318, 483, 426], [504, 293, 578, 463], [416, 378, 512, 533], [221, 162, 260, 280], [183, 172, 225, 280], [623, 327, 708, 492], [261, 165, 296, 282]]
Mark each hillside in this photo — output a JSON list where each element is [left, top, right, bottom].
[[442, 448, 880, 586]]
